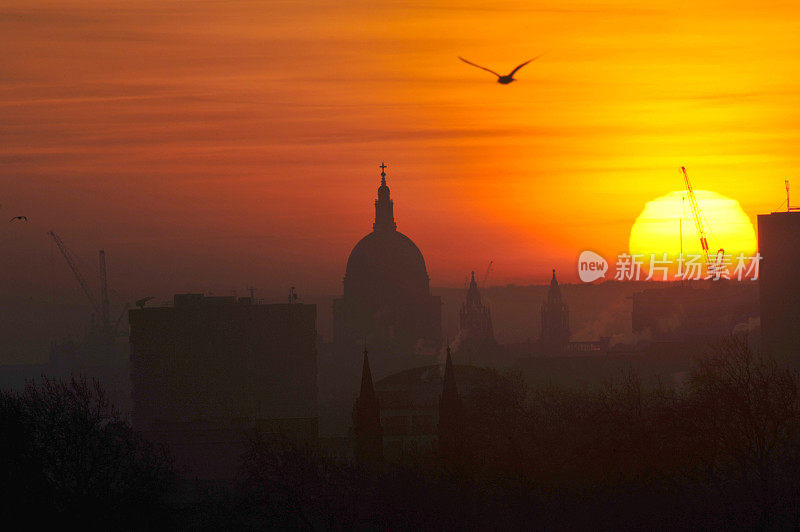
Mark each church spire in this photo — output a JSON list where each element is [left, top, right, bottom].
[[374, 162, 396, 232], [466, 270, 481, 307], [541, 268, 570, 349], [438, 346, 462, 459], [548, 269, 562, 303], [359, 346, 376, 399], [353, 347, 383, 464], [458, 270, 495, 351], [440, 346, 459, 406]]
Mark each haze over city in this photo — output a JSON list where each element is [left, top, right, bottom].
[[3, 1, 800, 528]]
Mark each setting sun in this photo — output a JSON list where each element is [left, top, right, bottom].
[[629, 189, 757, 263]]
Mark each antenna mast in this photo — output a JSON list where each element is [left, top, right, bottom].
[[787, 179, 800, 211], [787, 179, 790, 211], [680, 194, 685, 258]]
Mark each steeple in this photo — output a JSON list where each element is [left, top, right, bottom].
[[466, 270, 481, 307], [374, 162, 397, 232], [352, 347, 383, 464], [540, 268, 570, 349], [457, 270, 496, 355], [548, 268, 562, 304], [440, 346, 460, 408], [438, 346, 462, 459], [359, 347, 376, 399]]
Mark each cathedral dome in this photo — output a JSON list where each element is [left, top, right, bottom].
[[344, 229, 430, 300], [342, 164, 431, 302], [333, 164, 441, 358]]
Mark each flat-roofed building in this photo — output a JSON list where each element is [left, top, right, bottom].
[[129, 294, 318, 478]]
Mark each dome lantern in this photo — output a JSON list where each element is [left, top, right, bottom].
[[374, 162, 396, 232]]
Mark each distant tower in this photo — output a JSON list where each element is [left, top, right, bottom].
[[540, 269, 570, 350], [438, 346, 462, 459], [456, 271, 496, 356], [352, 348, 383, 464]]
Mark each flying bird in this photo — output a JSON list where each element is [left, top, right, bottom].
[[9, 215, 28, 222], [458, 56, 541, 84]]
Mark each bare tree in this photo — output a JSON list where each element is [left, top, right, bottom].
[[689, 336, 800, 504], [1, 376, 175, 525]]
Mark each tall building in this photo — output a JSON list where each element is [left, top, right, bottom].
[[540, 269, 570, 350], [129, 294, 318, 477], [758, 211, 800, 364], [333, 165, 442, 375]]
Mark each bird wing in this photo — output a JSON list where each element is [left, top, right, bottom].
[[509, 55, 541, 76], [458, 57, 501, 78]]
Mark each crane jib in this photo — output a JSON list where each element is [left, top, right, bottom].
[[680, 166, 719, 268]]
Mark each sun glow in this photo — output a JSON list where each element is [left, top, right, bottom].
[[629, 190, 757, 268]]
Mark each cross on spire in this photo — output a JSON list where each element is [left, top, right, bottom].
[[374, 162, 396, 231]]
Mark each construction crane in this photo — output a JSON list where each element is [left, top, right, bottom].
[[680, 167, 723, 274], [48, 231, 103, 322], [481, 260, 493, 288], [48, 231, 127, 335]]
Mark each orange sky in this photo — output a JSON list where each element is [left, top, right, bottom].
[[2, 0, 800, 298]]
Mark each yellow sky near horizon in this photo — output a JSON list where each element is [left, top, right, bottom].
[[1, 0, 799, 296]]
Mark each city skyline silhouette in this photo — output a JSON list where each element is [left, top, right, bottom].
[[2, 1, 800, 527]]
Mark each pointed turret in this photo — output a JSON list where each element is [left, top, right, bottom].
[[440, 347, 460, 409], [438, 346, 462, 459], [457, 270, 495, 357], [373, 162, 397, 232], [359, 348, 376, 399], [548, 269, 562, 303], [352, 347, 383, 464], [466, 270, 481, 307], [540, 268, 570, 350]]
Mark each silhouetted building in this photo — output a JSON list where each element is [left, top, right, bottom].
[[455, 272, 496, 360], [352, 349, 383, 464], [129, 294, 318, 478], [437, 347, 462, 459], [758, 211, 800, 364], [333, 165, 442, 374], [540, 269, 570, 350]]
